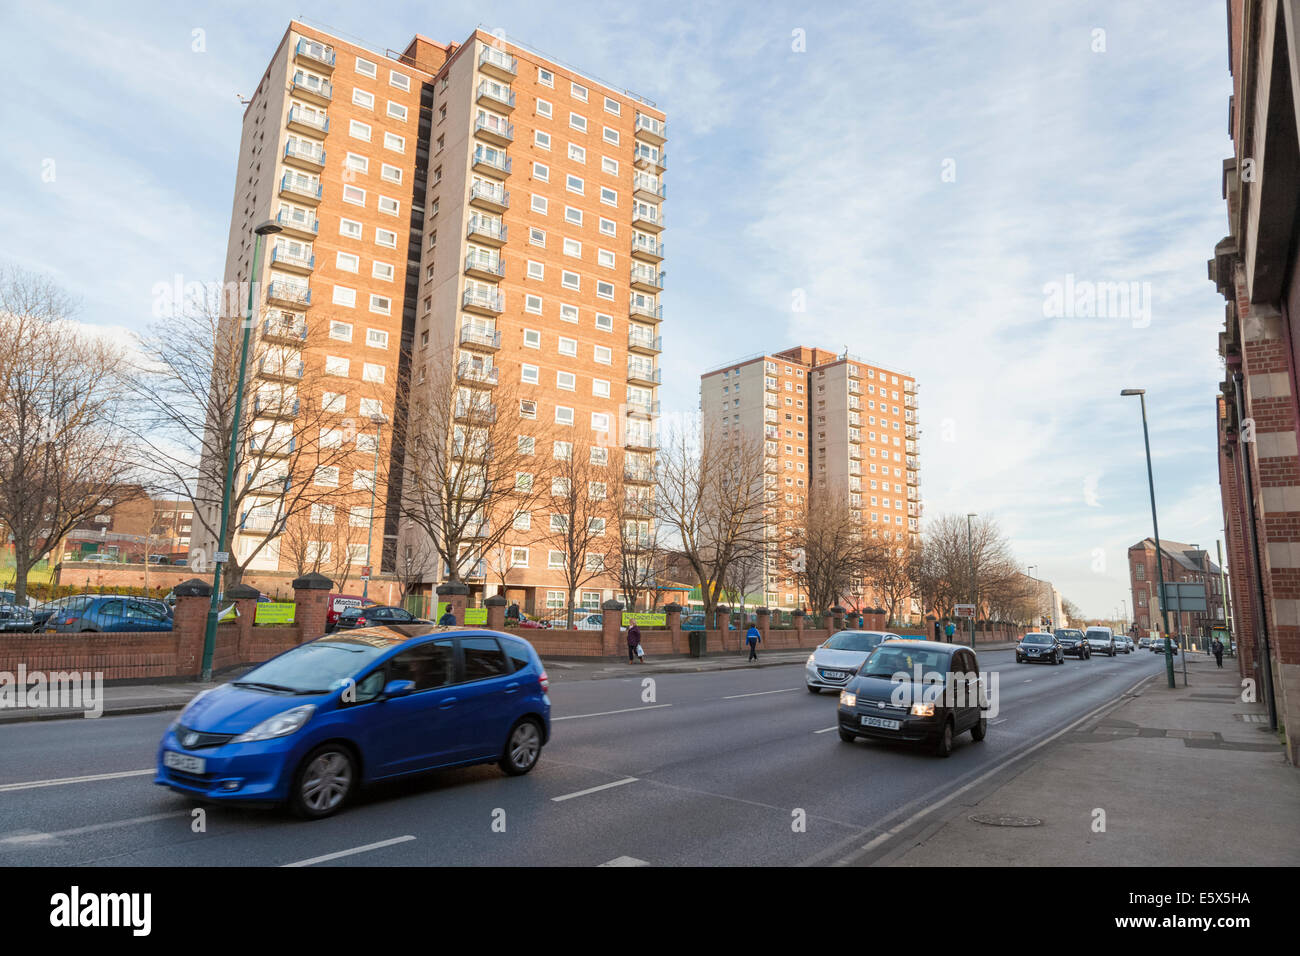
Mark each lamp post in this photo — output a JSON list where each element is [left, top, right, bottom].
[[967, 512, 977, 647], [202, 219, 281, 681], [361, 413, 387, 602], [1121, 388, 1176, 688]]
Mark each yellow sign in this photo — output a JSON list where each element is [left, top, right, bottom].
[[435, 603, 487, 625], [255, 602, 296, 625], [622, 612, 666, 627]]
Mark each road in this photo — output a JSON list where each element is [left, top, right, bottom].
[[0, 648, 1164, 867]]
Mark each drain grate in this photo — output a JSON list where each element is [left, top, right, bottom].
[[969, 813, 1042, 827]]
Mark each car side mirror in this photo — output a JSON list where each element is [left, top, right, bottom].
[[381, 679, 416, 699]]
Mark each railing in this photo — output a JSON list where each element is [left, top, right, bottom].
[[257, 357, 305, 379], [279, 173, 322, 199], [463, 288, 504, 312], [627, 363, 661, 384], [263, 316, 307, 340], [271, 247, 314, 269], [287, 106, 328, 132], [634, 144, 665, 168], [459, 325, 501, 349], [265, 281, 311, 305], [295, 38, 335, 68], [629, 302, 663, 322], [291, 75, 333, 100], [276, 210, 318, 234], [469, 182, 509, 207], [466, 216, 506, 242], [284, 140, 325, 164], [624, 466, 655, 483], [628, 329, 661, 351], [474, 116, 514, 141], [479, 46, 518, 75], [633, 174, 666, 199], [253, 395, 299, 416], [632, 206, 662, 227], [630, 266, 663, 288], [464, 252, 504, 277], [454, 401, 497, 422], [457, 362, 499, 385], [631, 234, 664, 257], [625, 398, 660, 416], [635, 113, 666, 138], [477, 80, 515, 108]]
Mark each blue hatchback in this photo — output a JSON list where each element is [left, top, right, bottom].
[[155, 626, 551, 818]]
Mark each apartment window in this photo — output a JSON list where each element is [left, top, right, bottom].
[[369, 294, 391, 315], [342, 184, 366, 206], [564, 206, 582, 226], [600, 187, 617, 206], [604, 95, 620, 115], [355, 57, 377, 78], [561, 271, 580, 290], [511, 545, 530, 564], [384, 131, 405, 153], [314, 466, 339, 488], [353, 469, 375, 492], [593, 345, 612, 364], [535, 130, 551, 150], [555, 406, 574, 425], [596, 280, 614, 300], [389, 70, 410, 91], [529, 227, 546, 246], [375, 228, 397, 248], [533, 162, 550, 182], [527, 260, 545, 280], [523, 328, 541, 349], [590, 446, 608, 465], [563, 238, 582, 258], [602, 156, 619, 176], [558, 337, 578, 357], [557, 371, 576, 391], [571, 82, 588, 102], [521, 364, 539, 384], [377, 196, 400, 216], [362, 362, 386, 383], [568, 143, 586, 163], [538, 68, 554, 87], [322, 392, 345, 413], [594, 312, 613, 331], [548, 551, 565, 570], [599, 217, 616, 236], [387, 101, 408, 121], [536, 97, 552, 118], [311, 504, 336, 524], [525, 294, 543, 314], [336, 251, 360, 273], [359, 398, 382, 418], [372, 261, 395, 282], [592, 378, 610, 398], [339, 218, 362, 239], [591, 412, 609, 431], [531, 194, 548, 214], [517, 436, 535, 456], [553, 440, 573, 461], [332, 287, 356, 308], [566, 174, 584, 195], [603, 127, 619, 145], [381, 163, 402, 184], [569, 112, 587, 132], [349, 120, 371, 142], [367, 328, 389, 349], [597, 249, 615, 268], [516, 472, 534, 492], [325, 356, 350, 376], [519, 401, 537, 420], [352, 89, 375, 110]]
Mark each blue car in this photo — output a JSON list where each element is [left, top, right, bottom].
[[46, 595, 173, 632], [155, 626, 551, 818]]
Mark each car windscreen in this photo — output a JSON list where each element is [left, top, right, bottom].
[[235, 639, 396, 694], [1056, 631, 1082, 639], [1023, 634, 1051, 644], [860, 646, 951, 679], [1085, 631, 1108, 639], [824, 631, 883, 653]]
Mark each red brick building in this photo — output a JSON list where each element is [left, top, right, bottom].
[[1126, 539, 1226, 639]]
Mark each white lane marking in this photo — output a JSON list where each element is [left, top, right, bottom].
[[722, 687, 799, 700], [600, 855, 650, 866], [283, 835, 416, 867], [552, 777, 639, 802], [813, 726, 840, 734], [0, 769, 154, 793], [0, 811, 187, 845], [991, 718, 1008, 725], [553, 704, 672, 721], [830, 672, 1159, 866]]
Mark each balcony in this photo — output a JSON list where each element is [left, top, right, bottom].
[[253, 394, 300, 418], [906, 441, 917, 454], [290, 73, 333, 105], [764, 394, 778, 407], [625, 397, 660, 417], [265, 280, 311, 308], [905, 395, 917, 408], [627, 362, 661, 386], [287, 106, 328, 136], [454, 400, 498, 423], [294, 38, 335, 71], [906, 456, 918, 470], [275, 209, 318, 238], [279, 173, 322, 205], [474, 115, 514, 147], [476, 80, 516, 112], [904, 382, 916, 394], [478, 45, 517, 80], [631, 205, 663, 233], [634, 112, 667, 145], [241, 510, 281, 533], [469, 181, 509, 212], [464, 251, 504, 280], [466, 215, 507, 247], [472, 145, 511, 177], [462, 287, 504, 316], [270, 246, 314, 275], [459, 325, 502, 351], [624, 432, 658, 452], [628, 328, 662, 354], [457, 362, 499, 386], [629, 301, 663, 323], [283, 139, 325, 171], [633, 173, 666, 202], [905, 426, 916, 438], [631, 234, 664, 262], [905, 410, 916, 423], [764, 458, 777, 474], [849, 446, 861, 460], [624, 495, 654, 518], [263, 314, 307, 342], [630, 264, 664, 292], [257, 356, 304, 380], [633, 143, 666, 173], [624, 465, 655, 484]]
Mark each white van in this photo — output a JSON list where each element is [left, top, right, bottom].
[[1084, 626, 1116, 657]]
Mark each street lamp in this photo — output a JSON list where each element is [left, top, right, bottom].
[[202, 219, 281, 681], [1121, 388, 1176, 688], [361, 413, 387, 602], [967, 512, 977, 647]]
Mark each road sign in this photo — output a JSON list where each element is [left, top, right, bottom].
[[954, 604, 975, 618], [1161, 582, 1207, 613], [214, 551, 229, 563], [361, 565, 372, 578]]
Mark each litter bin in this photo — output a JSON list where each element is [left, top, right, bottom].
[[689, 631, 706, 658]]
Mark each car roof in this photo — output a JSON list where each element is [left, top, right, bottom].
[[315, 624, 520, 646], [875, 638, 965, 653]]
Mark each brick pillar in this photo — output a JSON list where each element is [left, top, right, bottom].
[[792, 609, 807, 644], [601, 599, 625, 656], [172, 578, 212, 678], [664, 602, 683, 654], [485, 594, 506, 631], [831, 605, 846, 631], [436, 582, 468, 624], [227, 583, 260, 661], [292, 572, 333, 642], [755, 607, 770, 638]]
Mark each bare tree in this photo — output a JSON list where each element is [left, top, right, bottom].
[[864, 530, 917, 627], [127, 295, 372, 589], [538, 436, 617, 628], [615, 469, 660, 611], [397, 361, 556, 588], [393, 532, 437, 604], [781, 483, 866, 618], [0, 267, 141, 604], [655, 422, 768, 621], [913, 513, 1024, 625]]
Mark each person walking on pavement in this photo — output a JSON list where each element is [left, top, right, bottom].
[[626, 621, 643, 664], [944, 619, 956, 642], [438, 608, 457, 625], [506, 602, 520, 624], [745, 623, 762, 662], [1212, 638, 1224, 668]]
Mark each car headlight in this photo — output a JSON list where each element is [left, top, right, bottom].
[[231, 704, 315, 743], [839, 691, 856, 707], [910, 702, 935, 717], [806, 654, 816, 666]]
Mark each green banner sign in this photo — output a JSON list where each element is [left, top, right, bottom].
[[255, 602, 296, 625], [435, 603, 487, 625], [622, 612, 666, 626]]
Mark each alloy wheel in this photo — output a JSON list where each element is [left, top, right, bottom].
[[301, 751, 352, 812], [509, 721, 540, 770]]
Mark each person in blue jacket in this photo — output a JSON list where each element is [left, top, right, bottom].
[[745, 624, 761, 661], [438, 609, 457, 625]]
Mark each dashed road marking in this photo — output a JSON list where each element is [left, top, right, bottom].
[[722, 688, 799, 700], [283, 835, 416, 867], [553, 704, 672, 721], [0, 769, 154, 793], [552, 777, 639, 802], [600, 855, 650, 866]]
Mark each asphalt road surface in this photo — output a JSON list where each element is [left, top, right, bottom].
[[0, 648, 1165, 867]]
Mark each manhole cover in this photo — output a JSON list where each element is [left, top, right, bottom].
[[969, 813, 1042, 827]]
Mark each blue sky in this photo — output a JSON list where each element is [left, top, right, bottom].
[[0, 1, 1232, 618]]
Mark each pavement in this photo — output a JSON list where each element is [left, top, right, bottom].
[[881, 650, 1300, 866]]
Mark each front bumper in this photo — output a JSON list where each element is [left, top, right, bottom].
[[806, 662, 856, 690], [837, 701, 942, 743], [154, 725, 303, 803], [1016, 649, 1055, 663]]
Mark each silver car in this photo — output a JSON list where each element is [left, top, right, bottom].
[[806, 630, 900, 693]]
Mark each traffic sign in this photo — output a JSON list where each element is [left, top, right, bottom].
[[954, 604, 975, 618]]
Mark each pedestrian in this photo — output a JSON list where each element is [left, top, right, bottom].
[[438, 608, 457, 625], [857, 613, 865, 628], [745, 623, 761, 661], [944, 619, 956, 642], [506, 601, 520, 623], [1213, 638, 1224, 668], [626, 621, 642, 664]]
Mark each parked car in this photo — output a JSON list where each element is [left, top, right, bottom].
[[46, 595, 173, 632], [333, 605, 428, 630], [574, 612, 604, 631], [81, 553, 118, 564], [156, 627, 551, 818], [1053, 628, 1091, 659], [806, 630, 900, 694], [836, 640, 987, 757], [513, 615, 553, 629], [326, 594, 370, 632], [1138, 637, 1153, 649], [0, 600, 36, 632], [1016, 632, 1065, 664], [1084, 626, 1117, 657], [173, 556, 190, 566], [0, 589, 36, 609], [682, 613, 706, 632], [1114, 634, 1135, 653], [1151, 636, 1180, 656]]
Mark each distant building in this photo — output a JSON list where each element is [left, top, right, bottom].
[[1127, 538, 1225, 638]]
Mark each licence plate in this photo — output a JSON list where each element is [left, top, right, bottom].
[[163, 751, 206, 774], [822, 671, 847, 679], [860, 715, 901, 730]]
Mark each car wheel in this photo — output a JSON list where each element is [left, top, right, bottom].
[[971, 714, 988, 742], [807, 685, 820, 694], [290, 744, 356, 820], [499, 718, 543, 776], [934, 719, 954, 758], [838, 728, 857, 743]]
